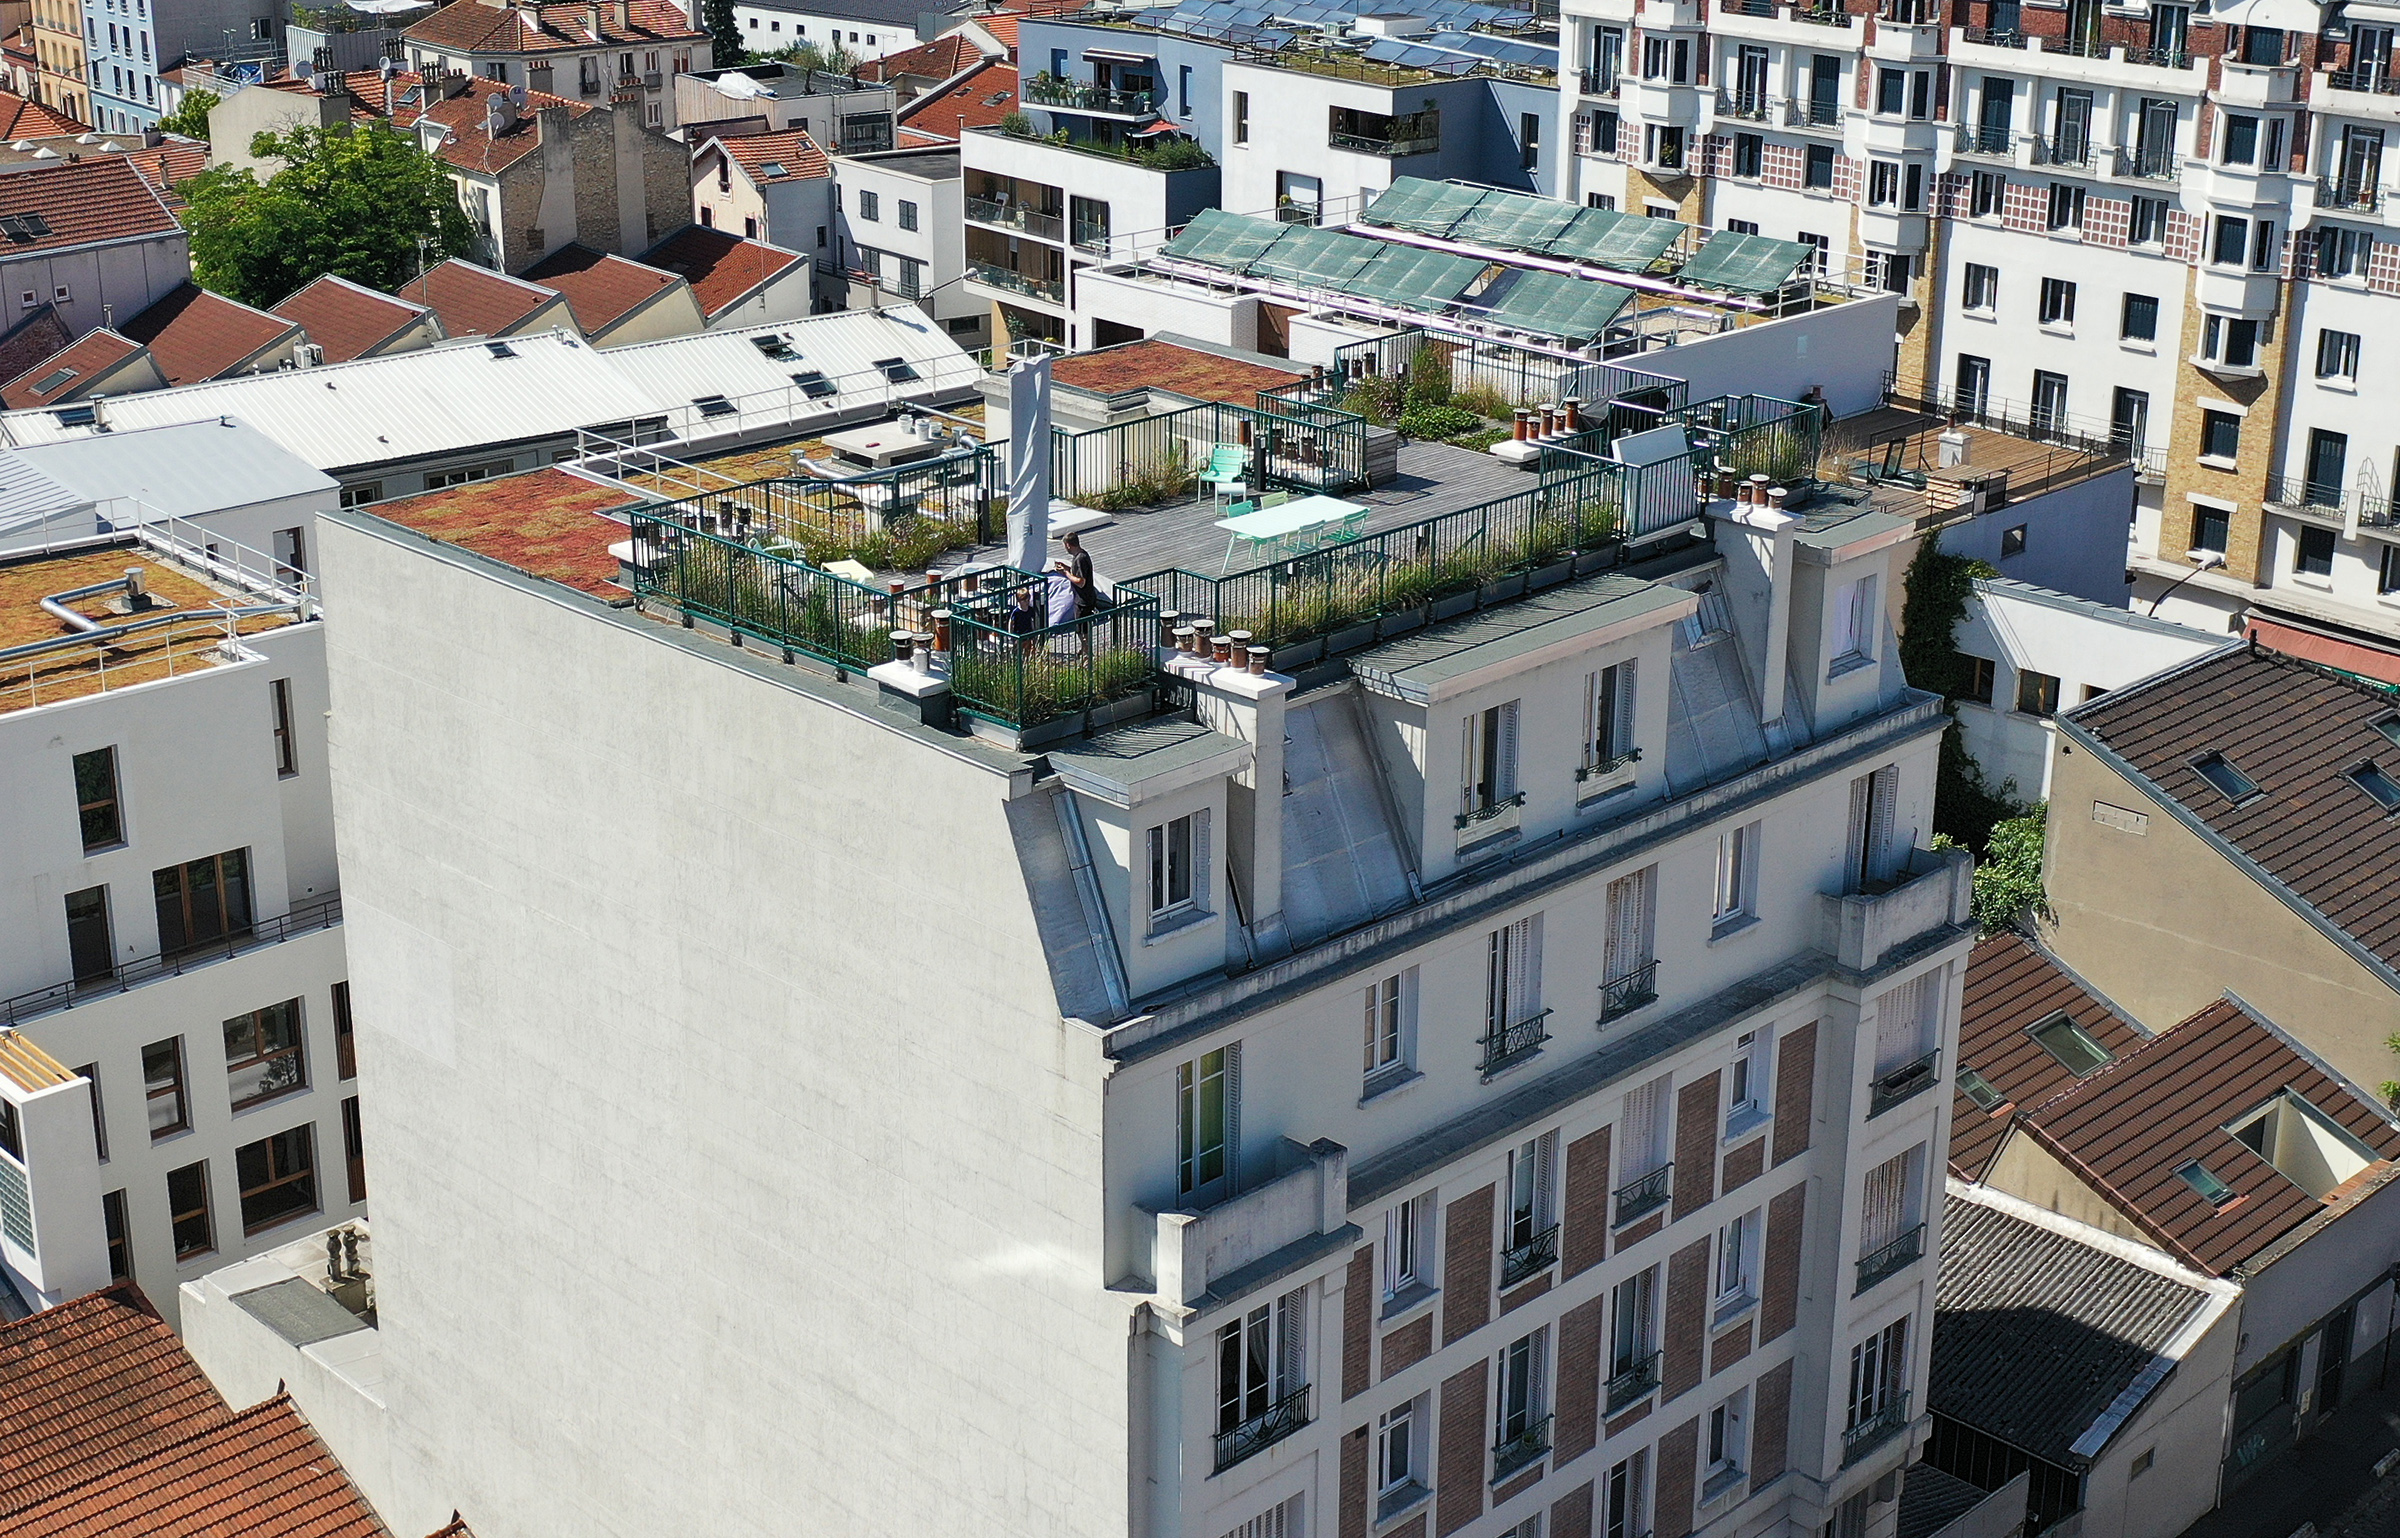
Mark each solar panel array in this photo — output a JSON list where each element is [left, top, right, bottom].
[[1157, 209, 1640, 345]]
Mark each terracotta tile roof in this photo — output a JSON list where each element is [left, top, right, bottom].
[[398, 258, 563, 337], [121, 282, 301, 384], [0, 156, 177, 256], [639, 225, 800, 319], [2063, 643, 2400, 979], [977, 12, 1020, 51], [7, 1394, 390, 1537], [337, 68, 430, 125], [424, 1521, 476, 1538], [404, 0, 704, 53], [368, 465, 632, 594], [2008, 994, 2400, 1275], [859, 32, 982, 82], [0, 327, 144, 407], [715, 127, 828, 185], [1951, 934, 2150, 1182], [893, 58, 1018, 140], [0, 302, 71, 391], [516, 244, 679, 334], [418, 87, 589, 174], [270, 274, 434, 362], [117, 140, 210, 209], [0, 91, 86, 139], [0, 1287, 232, 1518], [1051, 338, 1303, 404]]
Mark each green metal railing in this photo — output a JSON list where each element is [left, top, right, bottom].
[[1317, 327, 1689, 418], [629, 445, 1004, 568], [1050, 397, 1371, 508], [1541, 392, 1823, 489], [946, 589, 1163, 731]]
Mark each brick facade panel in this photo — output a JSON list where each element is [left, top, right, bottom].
[[1662, 1237, 1710, 1400], [1772, 1023, 1816, 1166], [1495, 1463, 1544, 1507], [1764, 142, 1804, 190], [1437, 1362, 1489, 1537], [1752, 1359, 1794, 1482], [1444, 1185, 1495, 1345], [1672, 1077, 1720, 1220], [1762, 1183, 1807, 1344], [1342, 1424, 1371, 1538], [1555, 1295, 1606, 1467], [2166, 209, 2204, 264], [1501, 1273, 1554, 1315], [1606, 1399, 1654, 1439], [1385, 1314, 1435, 1375], [1656, 1415, 1700, 1538], [1563, 1127, 1612, 1278], [1389, 1516, 1427, 1538], [1709, 1319, 1753, 1377], [1552, 1481, 1596, 1538], [1345, 1246, 1374, 1401], [2371, 240, 2400, 295], [1721, 1136, 1765, 1195], [2002, 179, 2046, 234], [2086, 196, 2131, 249]]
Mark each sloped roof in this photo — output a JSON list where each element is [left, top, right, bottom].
[[0, 156, 178, 255], [0, 328, 146, 408], [0, 1287, 231, 1518], [270, 274, 434, 362], [638, 226, 801, 319], [5, 1394, 389, 1537], [120, 282, 300, 385], [398, 258, 565, 337], [117, 140, 210, 209], [2010, 995, 2400, 1275], [417, 87, 589, 174], [1952, 934, 2150, 1181], [715, 127, 829, 185], [0, 303, 71, 392], [2061, 643, 2400, 987], [894, 58, 1017, 139], [517, 244, 681, 334], [859, 32, 985, 82], [1050, 337, 1301, 404], [0, 91, 86, 139], [404, 0, 704, 53], [1932, 1192, 2216, 1466], [368, 465, 632, 594]]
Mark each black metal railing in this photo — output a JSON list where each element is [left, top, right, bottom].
[[1493, 1414, 1555, 1480], [1606, 1352, 1662, 1413], [1501, 1224, 1561, 1287], [2127, 44, 2192, 67], [1854, 1223, 1926, 1294], [1795, 3, 1852, 24], [1, 893, 343, 1027], [2052, 33, 2110, 57], [1953, 122, 2014, 155], [1457, 790, 1527, 831], [2330, 66, 2400, 93], [1800, 98, 1842, 125], [2116, 146, 2178, 179], [1577, 747, 1642, 782], [1719, 89, 1771, 120], [2036, 135, 2091, 167], [1961, 24, 2025, 46], [1842, 1392, 1911, 1466], [1480, 1009, 1553, 1078], [1579, 67, 1620, 96], [2318, 176, 2381, 211], [1600, 959, 1661, 1022], [1868, 1049, 1941, 1117], [1613, 1163, 1673, 1227], [2264, 475, 2349, 516], [1214, 1386, 1312, 1472]]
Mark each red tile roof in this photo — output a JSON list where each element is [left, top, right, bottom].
[[0, 327, 145, 407], [1051, 338, 1303, 404], [398, 258, 563, 337], [0, 301, 71, 392], [639, 225, 800, 319], [404, 0, 704, 53], [2009, 994, 2400, 1275], [121, 282, 301, 384], [418, 87, 589, 174], [369, 465, 632, 594], [516, 244, 679, 333], [0, 1287, 231, 1518], [714, 128, 828, 186], [859, 32, 984, 83], [7, 1395, 390, 1537], [337, 68, 432, 125], [894, 58, 1018, 141], [1951, 933, 2151, 1182], [0, 156, 178, 255], [0, 90, 86, 138], [117, 139, 210, 209], [977, 12, 1020, 52], [270, 273, 434, 362]]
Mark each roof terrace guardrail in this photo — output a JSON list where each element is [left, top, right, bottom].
[[1315, 329, 1688, 420], [1050, 395, 1372, 510], [945, 588, 1162, 733], [1021, 74, 1159, 115], [1, 893, 342, 1028], [630, 442, 1004, 569]]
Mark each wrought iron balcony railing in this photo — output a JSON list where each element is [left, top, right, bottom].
[[1854, 1223, 1926, 1294], [1580, 67, 1621, 96], [1493, 1414, 1554, 1481], [1868, 1049, 1941, 1117], [2328, 65, 2400, 93], [1717, 90, 1772, 121], [1456, 789, 1526, 831], [1214, 1386, 1312, 1472], [2127, 44, 2192, 67], [1960, 24, 2025, 46], [1600, 959, 1660, 1022], [1500, 1223, 1561, 1288], [2, 893, 343, 1028], [1612, 1163, 1673, 1227], [2035, 135, 2091, 167], [1577, 746, 1642, 781], [2318, 176, 2381, 210], [2115, 146, 2178, 179], [1842, 1392, 1911, 1466], [1953, 122, 2014, 155], [1794, 4, 1852, 25], [1480, 1008, 1552, 1078], [1605, 1352, 1662, 1414]]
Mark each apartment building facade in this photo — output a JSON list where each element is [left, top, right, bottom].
[[28, 0, 85, 122], [84, 0, 277, 132], [0, 510, 361, 1331], [1555, 0, 2400, 654], [400, 0, 709, 133]]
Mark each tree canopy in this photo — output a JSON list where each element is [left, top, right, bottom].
[[700, 0, 744, 67], [180, 123, 476, 308], [155, 88, 217, 139]]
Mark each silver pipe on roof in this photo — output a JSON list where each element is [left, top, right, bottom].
[[0, 602, 299, 666], [38, 568, 143, 634]]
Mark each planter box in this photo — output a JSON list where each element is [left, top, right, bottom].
[[1431, 591, 1478, 621], [1270, 637, 1326, 671], [1483, 572, 1528, 602], [1573, 547, 1625, 577], [1378, 606, 1427, 637], [1529, 557, 1578, 591], [1328, 619, 1380, 656]]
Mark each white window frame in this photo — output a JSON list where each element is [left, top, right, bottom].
[[1725, 1030, 1771, 1135], [1583, 660, 1639, 782], [1962, 262, 1998, 313], [1712, 822, 1759, 927], [1829, 574, 1878, 672], [1216, 1286, 1308, 1435], [1146, 809, 1210, 927], [1363, 970, 1414, 1086], [1384, 1190, 1437, 1303], [1603, 1450, 1649, 1538], [1714, 1209, 1760, 1319], [1377, 1394, 1429, 1503], [1460, 699, 1522, 820], [1705, 1387, 1750, 1497]]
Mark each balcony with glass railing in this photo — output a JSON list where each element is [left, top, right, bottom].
[[963, 195, 1065, 243], [1023, 73, 1160, 117], [1329, 104, 1441, 157], [967, 259, 1065, 305]]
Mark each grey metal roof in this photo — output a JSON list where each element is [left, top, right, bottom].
[[1931, 1194, 2212, 1466], [1349, 573, 1681, 703], [0, 418, 335, 546], [1046, 714, 1249, 803], [231, 1278, 370, 1348], [1896, 1464, 1992, 1538], [1971, 576, 2230, 641]]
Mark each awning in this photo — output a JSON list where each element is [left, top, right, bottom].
[[2246, 615, 2400, 686], [1084, 47, 1156, 61]]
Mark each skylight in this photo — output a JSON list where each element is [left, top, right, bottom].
[[485, 340, 517, 359], [875, 356, 921, 382], [751, 335, 799, 361], [2175, 1160, 2237, 1207], [693, 394, 736, 418], [2028, 1014, 2114, 1077], [2351, 759, 2400, 813], [1957, 1068, 2007, 1113], [2190, 750, 2262, 805], [791, 370, 836, 397], [2375, 712, 2400, 749], [30, 366, 75, 393], [761, 160, 788, 177], [0, 212, 53, 242]]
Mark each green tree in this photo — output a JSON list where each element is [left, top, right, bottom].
[[180, 123, 475, 308], [700, 0, 744, 67], [156, 88, 217, 139], [1966, 804, 2050, 934]]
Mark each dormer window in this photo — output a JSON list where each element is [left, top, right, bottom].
[[1829, 574, 1878, 677], [1582, 662, 1638, 781], [2227, 1089, 2378, 1199], [1146, 810, 1209, 923], [1461, 701, 1521, 823]]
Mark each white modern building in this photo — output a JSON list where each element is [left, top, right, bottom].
[[0, 490, 360, 1330], [832, 142, 985, 347], [729, 0, 924, 63]]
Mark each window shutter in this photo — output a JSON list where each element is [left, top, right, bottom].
[[1614, 660, 1638, 756], [1519, 915, 1542, 1016], [1585, 671, 1603, 767], [1535, 1130, 1557, 1226], [1277, 1286, 1308, 1396], [1533, 1324, 1551, 1414], [1861, 1155, 1904, 1252], [1497, 700, 1520, 800], [1867, 767, 1897, 883], [1873, 977, 1927, 1073], [1194, 808, 1213, 913], [1224, 1040, 1242, 1194], [1845, 772, 1872, 891], [1461, 713, 1478, 816]]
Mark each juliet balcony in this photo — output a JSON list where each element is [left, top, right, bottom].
[[1147, 1137, 1354, 1310]]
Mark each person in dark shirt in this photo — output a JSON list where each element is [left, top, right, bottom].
[[1005, 584, 1040, 648], [1059, 531, 1102, 616]]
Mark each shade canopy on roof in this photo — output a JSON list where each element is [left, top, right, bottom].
[[1248, 223, 1383, 288], [1681, 229, 1816, 294], [1342, 244, 1490, 308], [1357, 177, 1490, 237], [1458, 267, 1633, 341], [1158, 207, 1287, 272], [1362, 177, 1686, 274], [1546, 208, 1684, 271]]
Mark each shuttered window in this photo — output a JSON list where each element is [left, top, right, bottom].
[[1622, 1075, 1672, 1177], [1462, 701, 1522, 816], [1487, 916, 1543, 1030], [1872, 975, 1936, 1074], [1603, 867, 1655, 983]]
